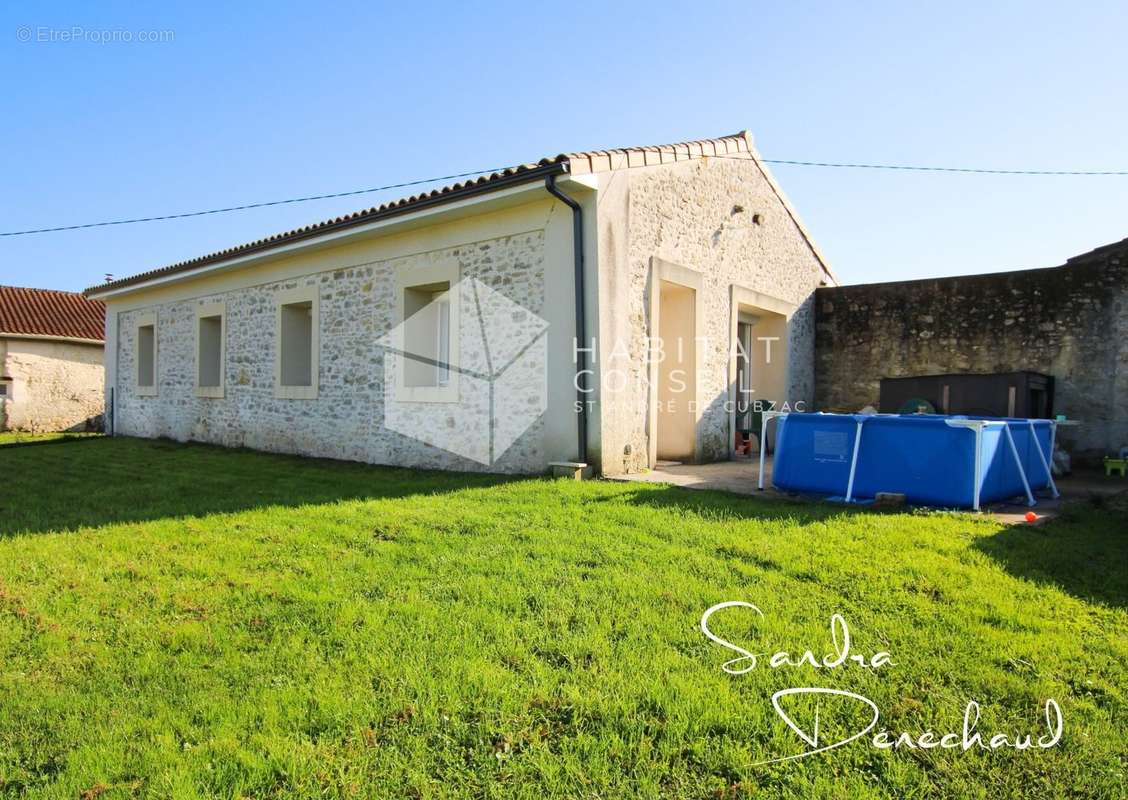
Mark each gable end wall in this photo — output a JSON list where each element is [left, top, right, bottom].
[[594, 156, 829, 474]]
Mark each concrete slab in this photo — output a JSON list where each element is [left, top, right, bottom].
[[987, 470, 1127, 525], [608, 459, 1128, 524], [608, 456, 782, 497]]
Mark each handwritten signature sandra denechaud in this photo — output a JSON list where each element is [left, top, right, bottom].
[[700, 601, 1063, 766]]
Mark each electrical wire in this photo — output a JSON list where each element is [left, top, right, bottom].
[[0, 167, 511, 237], [758, 157, 1128, 175], [2, 154, 1125, 239]]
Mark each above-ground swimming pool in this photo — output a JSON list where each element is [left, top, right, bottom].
[[765, 413, 1058, 510]]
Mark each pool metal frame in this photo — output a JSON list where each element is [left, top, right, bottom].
[[757, 412, 1060, 511]]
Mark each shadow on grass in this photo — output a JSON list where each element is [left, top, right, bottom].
[[608, 480, 863, 525], [973, 499, 1128, 609], [0, 433, 104, 450], [1, 436, 515, 537]]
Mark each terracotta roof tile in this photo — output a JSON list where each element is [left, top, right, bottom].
[[0, 286, 105, 342], [87, 132, 756, 295]]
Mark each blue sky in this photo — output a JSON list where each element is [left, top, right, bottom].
[[2, 1, 1125, 292]]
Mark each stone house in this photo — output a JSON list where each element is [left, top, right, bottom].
[[0, 286, 105, 432], [86, 131, 834, 475]]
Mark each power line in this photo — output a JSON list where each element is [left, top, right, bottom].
[[0, 167, 510, 237], [2, 154, 1126, 239], [757, 157, 1128, 175]]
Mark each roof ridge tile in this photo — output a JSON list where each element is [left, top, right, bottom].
[[87, 131, 759, 295]]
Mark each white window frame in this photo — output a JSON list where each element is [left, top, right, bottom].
[[194, 301, 226, 398], [135, 310, 158, 397], [274, 285, 320, 400], [394, 261, 460, 403]]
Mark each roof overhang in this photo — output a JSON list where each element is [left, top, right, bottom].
[[0, 332, 104, 345], [83, 128, 836, 298], [87, 162, 571, 300]]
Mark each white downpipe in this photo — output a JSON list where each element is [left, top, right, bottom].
[[844, 419, 865, 503], [1003, 423, 1036, 507], [1029, 421, 1060, 498]]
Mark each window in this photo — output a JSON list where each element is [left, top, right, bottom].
[[403, 283, 451, 388], [135, 311, 158, 396], [396, 262, 459, 402], [274, 286, 319, 399], [195, 302, 225, 398]]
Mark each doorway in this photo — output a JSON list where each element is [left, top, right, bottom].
[[647, 258, 704, 468], [734, 318, 756, 432], [727, 286, 795, 457], [656, 280, 697, 462]]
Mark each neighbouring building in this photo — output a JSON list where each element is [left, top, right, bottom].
[[815, 237, 1128, 464], [86, 131, 834, 475], [0, 286, 106, 432]]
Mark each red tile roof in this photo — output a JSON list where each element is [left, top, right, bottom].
[[0, 286, 105, 342], [85, 130, 830, 294], [86, 161, 567, 296]]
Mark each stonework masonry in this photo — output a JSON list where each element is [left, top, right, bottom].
[[96, 140, 1123, 475], [594, 155, 830, 474], [100, 144, 834, 476], [1, 337, 104, 431], [114, 232, 546, 473], [814, 238, 1128, 464]]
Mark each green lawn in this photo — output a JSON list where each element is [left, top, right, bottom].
[[0, 431, 101, 446], [0, 438, 1124, 799]]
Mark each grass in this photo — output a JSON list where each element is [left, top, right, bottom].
[[0, 431, 101, 447], [0, 438, 1124, 799]]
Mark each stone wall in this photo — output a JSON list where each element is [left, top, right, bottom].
[[814, 239, 1128, 463], [594, 154, 831, 474], [1, 337, 104, 431], [114, 231, 546, 473]]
